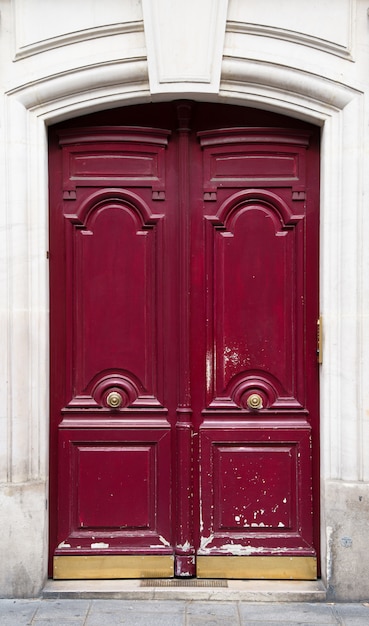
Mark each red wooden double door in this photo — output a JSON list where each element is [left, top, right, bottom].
[[49, 102, 320, 580]]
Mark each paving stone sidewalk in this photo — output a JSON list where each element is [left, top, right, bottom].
[[0, 600, 369, 626]]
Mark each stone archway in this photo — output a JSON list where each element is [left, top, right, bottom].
[[2, 30, 365, 593]]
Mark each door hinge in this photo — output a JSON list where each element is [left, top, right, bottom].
[[317, 316, 323, 364]]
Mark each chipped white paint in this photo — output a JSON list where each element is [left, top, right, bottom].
[[177, 540, 191, 551], [57, 541, 71, 548], [199, 509, 204, 533], [200, 535, 214, 551], [175, 555, 195, 576], [199, 537, 290, 555], [91, 542, 109, 549], [224, 346, 241, 367], [218, 544, 266, 556], [159, 535, 171, 547]]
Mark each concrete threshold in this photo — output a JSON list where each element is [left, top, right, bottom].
[[43, 579, 326, 602]]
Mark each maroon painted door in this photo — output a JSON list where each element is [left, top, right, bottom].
[[49, 102, 320, 579]]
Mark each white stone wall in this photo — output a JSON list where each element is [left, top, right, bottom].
[[0, 0, 368, 599]]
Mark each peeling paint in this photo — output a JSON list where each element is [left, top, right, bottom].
[[224, 346, 241, 367], [57, 541, 71, 548], [177, 569, 192, 577], [176, 559, 194, 576], [200, 514, 204, 533], [199, 541, 293, 556], [177, 540, 191, 551], [218, 544, 266, 555], [159, 535, 171, 547], [200, 534, 214, 551], [91, 542, 109, 549]]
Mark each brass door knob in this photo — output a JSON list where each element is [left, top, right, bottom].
[[246, 393, 263, 410], [106, 391, 123, 409]]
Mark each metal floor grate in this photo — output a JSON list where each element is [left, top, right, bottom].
[[140, 579, 228, 587]]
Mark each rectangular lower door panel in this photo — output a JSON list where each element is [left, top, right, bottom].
[[198, 422, 316, 560], [197, 556, 317, 580], [56, 427, 173, 555], [54, 555, 174, 579]]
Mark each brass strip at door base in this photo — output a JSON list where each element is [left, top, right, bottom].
[[53, 555, 174, 580], [197, 556, 317, 580]]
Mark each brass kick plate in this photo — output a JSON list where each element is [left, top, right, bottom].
[[53, 555, 174, 579], [54, 555, 316, 580], [197, 556, 317, 580]]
